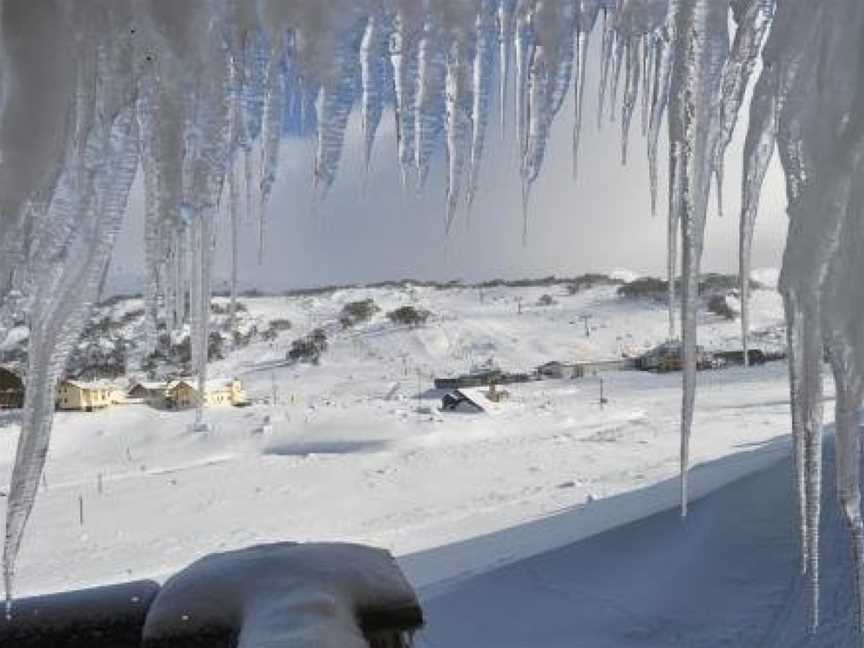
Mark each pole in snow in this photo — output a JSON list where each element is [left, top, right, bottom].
[[580, 315, 592, 337], [78, 495, 84, 526]]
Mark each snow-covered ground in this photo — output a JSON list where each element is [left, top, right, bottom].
[[0, 275, 815, 642], [422, 432, 859, 648]]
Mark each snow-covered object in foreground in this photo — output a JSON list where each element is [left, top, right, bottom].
[[142, 542, 422, 648]]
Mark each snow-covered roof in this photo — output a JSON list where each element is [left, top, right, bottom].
[[167, 378, 240, 393], [61, 379, 120, 391], [130, 381, 168, 391]]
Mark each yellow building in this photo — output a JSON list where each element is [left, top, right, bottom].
[[166, 378, 249, 409], [56, 380, 120, 412]]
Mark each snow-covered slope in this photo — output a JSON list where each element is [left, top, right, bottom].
[[211, 273, 785, 383]]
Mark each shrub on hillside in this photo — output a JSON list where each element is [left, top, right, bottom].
[[287, 328, 328, 365], [617, 277, 669, 301], [339, 299, 380, 329], [269, 318, 292, 331], [211, 301, 249, 315], [387, 306, 431, 328], [566, 273, 624, 294], [536, 294, 557, 307], [208, 331, 226, 361], [618, 274, 765, 302], [700, 273, 765, 294], [707, 294, 737, 320]]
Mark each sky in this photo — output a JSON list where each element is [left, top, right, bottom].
[[107, 36, 789, 295]]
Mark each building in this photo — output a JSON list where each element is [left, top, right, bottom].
[[713, 349, 768, 366], [56, 380, 120, 411], [536, 361, 584, 380], [166, 378, 249, 409], [127, 381, 169, 406], [535, 359, 635, 381], [576, 358, 637, 374], [637, 342, 714, 373], [434, 369, 536, 390], [440, 390, 485, 414], [0, 368, 23, 409]]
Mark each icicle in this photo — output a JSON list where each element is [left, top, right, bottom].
[[824, 201, 864, 643], [648, 26, 673, 219], [714, 0, 774, 221], [667, 143, 681, 343], [228, 158, 240, 336], [620, 37, 640, 165], [498, 0, 516, 136], [739, 71, 778, 370], [778, 91, 864, 638], [667, 0, 729, 518], [313, 16, 365, 201], [3, 8, 141, 601], [466, 0, 496, 212], [140, 118, 165, 355], [650, 18, 676, 342], [572, 2, 599, 180], [597, 9, 613, 129], [189, 212, 214, 429], [608, 33, 625, 123], [521, 0, 575, 203], [226, 42, 244, 337], [390, 3, 422, 189], [415, 18, 448, 192], [360, 8, 391, 175], [640, 33, 651, 137], [444, 26, 475, 231], [244, 146, 257, 226], [514, 5, 533, 162], [259, 31, 286, 264]]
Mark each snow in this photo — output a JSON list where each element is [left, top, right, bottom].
[[0, 281, 795, 602], [421, 432, 861, 648]]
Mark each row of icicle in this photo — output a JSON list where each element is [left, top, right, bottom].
[[1, 0, 863, 642]]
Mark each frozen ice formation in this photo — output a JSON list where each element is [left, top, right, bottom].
[[0, 0, 863, 641]]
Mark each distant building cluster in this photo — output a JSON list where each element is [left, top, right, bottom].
[[56, 377, 249, 412]]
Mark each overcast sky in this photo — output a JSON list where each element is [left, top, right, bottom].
[[107, 39, 789, 295]]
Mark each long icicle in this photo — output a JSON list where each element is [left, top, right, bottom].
[[667, 0, 729, 518]]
